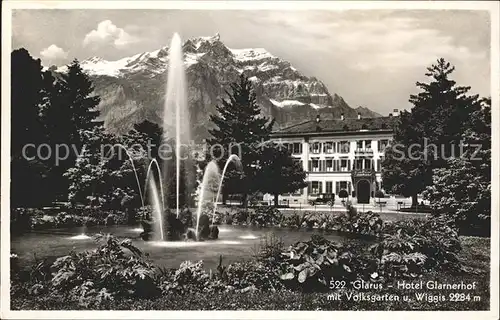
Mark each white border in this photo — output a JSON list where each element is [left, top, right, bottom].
[[1, 1, 499, 319]]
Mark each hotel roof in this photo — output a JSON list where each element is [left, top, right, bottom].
[[271, 116, 398, 137]]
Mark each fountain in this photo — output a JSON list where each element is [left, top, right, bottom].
[[104, 34, 238, 243], [212, 155, 242, 224], [139, 33, 221, 242]]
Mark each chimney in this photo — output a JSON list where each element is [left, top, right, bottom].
[[393, 108, 399, 116], [340, 113, 344, 120], [315, 114, 320, 123], [357, 113, 361, 119]]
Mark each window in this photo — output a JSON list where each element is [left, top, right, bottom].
[[312, 159, 320, 172], [364, 158, 372, 170], [379, 139, 389, 152], [364, 140, 372, 149], [323, 142, 334, 153], [340, 181, 348, 190], [309, 181, 322, 195], [356, 141, 363, 149], [355, 159, 363, 170], [340, 159, 350, 171], [309, 158, 320, 172], [335, 181, 351, 195], [310, 142, 321, 154], [340, 141, 350, 153], [325, 158, 334, 172], [325, 181, 333, 194], [292, 142, 302, 154]]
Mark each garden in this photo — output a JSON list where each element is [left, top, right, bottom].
[[10, 203, 490, 310]]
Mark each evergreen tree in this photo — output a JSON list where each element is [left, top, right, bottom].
[[423, 98, 491, 235], [207, 74, 275, 206], [258, 143, 307, 207], [41, 59, 101, 200], [382, 58, 481, 206], [10, 49, 49, 207]]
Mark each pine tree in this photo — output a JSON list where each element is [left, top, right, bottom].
[[423, 98, 491, 235], [207, 74, 275, 205], [10, 49, 49, 207], [258, 143, 307, 207], [382, 58, 481, 206], [41, 59, 101, 200]]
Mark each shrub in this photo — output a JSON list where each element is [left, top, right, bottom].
[[249, 206, 283, 227], [252, 233, 285, 263], [279, 235, 361, 291], [50, 234, 159, 306], [159, 260, 220, 294], [280, 211, 305, 228], [231, 209, 250, 225], [338, 189, 349, 200], [223, 260, 285, 292], [374, 190, 385, 199], [371, 215, 462, 277]]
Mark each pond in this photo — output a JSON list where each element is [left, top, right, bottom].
[[11, 225, 367, 270]]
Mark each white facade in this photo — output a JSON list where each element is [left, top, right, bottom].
[[271, 131, 393, 204]]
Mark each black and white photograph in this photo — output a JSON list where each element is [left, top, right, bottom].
[[1, 1, 499, 319]]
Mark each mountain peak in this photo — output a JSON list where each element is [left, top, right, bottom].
[[52, 34, 380, 139]]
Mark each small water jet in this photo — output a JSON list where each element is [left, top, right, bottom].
[[212, 155, 243, 224], [238, 234, 259, 240], [69, 234, 92, 240], [195, 161, 220, 238]]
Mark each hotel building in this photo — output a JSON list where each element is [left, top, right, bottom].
[[269, 112, 398, 204]]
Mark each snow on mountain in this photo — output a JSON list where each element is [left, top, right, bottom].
[[51, 34, 379, 139]]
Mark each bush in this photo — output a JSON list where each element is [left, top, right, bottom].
[[249, 206, 283, 227], [338, 189, 349, 200], [375, 190, 385, 199], [159, 260, 224, 295], [280, 211, 305, 229], [50, 234, 159, 307], [371, 215, 462, 277], [279, 235, 363, 291]]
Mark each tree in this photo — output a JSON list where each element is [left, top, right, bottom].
[[42, 59, 101, 200], [382, 58, 481, 206], [207, 74, 275, 206], [10, 49, 49, 207], [258, 143, 307, 207], [423, 98, 491, 235], [64, 127, 144, 210]]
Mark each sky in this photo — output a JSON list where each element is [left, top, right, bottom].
[[11, 9, 491, 115]]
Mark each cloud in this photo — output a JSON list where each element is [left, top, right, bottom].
[[83, 20, 138, 48], [253, 11, 487, 72], [40, 44, 68, 60]]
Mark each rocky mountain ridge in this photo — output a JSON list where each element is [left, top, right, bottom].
[[52, 34, 381, 140]]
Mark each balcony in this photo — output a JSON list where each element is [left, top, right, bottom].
[[354, 148, 373, 155], [351, 168, 376, 178]]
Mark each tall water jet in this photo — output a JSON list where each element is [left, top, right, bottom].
[[163, 33, 191, 218], [148, 178, 165, 241], [195, 161, 220, 237], [213, 155, 242, 224]]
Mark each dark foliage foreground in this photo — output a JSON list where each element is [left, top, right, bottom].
[[10, 210, 490, 311]]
